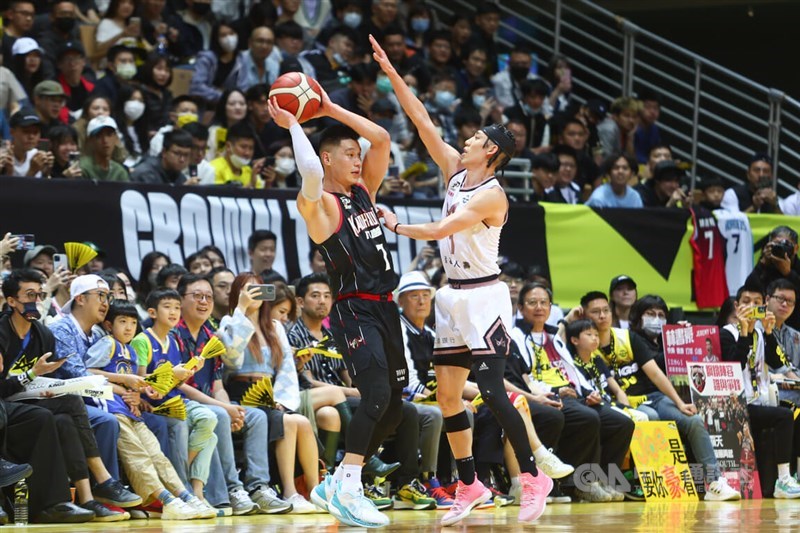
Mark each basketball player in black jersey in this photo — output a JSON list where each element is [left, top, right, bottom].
[[268, 88, 406, 528]]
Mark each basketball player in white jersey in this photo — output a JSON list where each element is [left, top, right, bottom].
[[371, 35, 554, 526]]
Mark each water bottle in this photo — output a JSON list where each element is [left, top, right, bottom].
[[14, 479, 28, 525]]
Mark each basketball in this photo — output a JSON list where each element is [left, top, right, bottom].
[[269, 72, 323, 123]]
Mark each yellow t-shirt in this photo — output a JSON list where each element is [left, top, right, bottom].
[[210, 156, 259, 188]]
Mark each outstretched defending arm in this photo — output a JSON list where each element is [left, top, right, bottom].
[[370, 34, 462, 181]]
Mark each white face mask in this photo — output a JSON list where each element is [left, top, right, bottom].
[[642, 315, 667, 336], [230, 153, 251, 169], [275, 157, 296, 176], [116, 62, 137, 80], [220, 34, 238, 53], [124, 100, 145, 121], [343, 12, 362, 28]]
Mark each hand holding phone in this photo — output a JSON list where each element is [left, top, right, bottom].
[[53, 253, 68, 272], [252, 284, 276, 301]]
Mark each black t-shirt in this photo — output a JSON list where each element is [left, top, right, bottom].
[[599, 330, 661, 397], [213, 58, 236, 89]]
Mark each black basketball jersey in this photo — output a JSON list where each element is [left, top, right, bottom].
[[318, 184, 399, 297]]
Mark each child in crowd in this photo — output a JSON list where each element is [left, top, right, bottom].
[[86, 300, 214, 520], [130, 289, 218, 517]]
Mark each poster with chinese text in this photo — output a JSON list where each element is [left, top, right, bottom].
[[629, 421, 698, 502], [664, 325, 720, 403], [688, 361, 761, 499]]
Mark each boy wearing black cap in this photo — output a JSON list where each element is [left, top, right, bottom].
[[372, 35, 551, 526], [1, 108, 53, 177], [721, 152, 781, 213]]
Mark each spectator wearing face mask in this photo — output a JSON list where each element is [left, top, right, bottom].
[[261, 140, 299, 189], [113, 85, 150, 169], [503, 79, 552, 153], [300, 26, 357, 93], [491, 44, 538, 109], [317, 0, 363, 48], [93, 45, 138, 103], [424, 74, 459, 148], [190, 22, 243, 106], [147, 95, 202, 157], [211, 121, 266, 188]]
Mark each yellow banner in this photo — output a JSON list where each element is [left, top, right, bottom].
[[629, 421, 699, 502]]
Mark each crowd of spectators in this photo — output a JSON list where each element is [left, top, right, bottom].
[[0, 0, 790, 213]]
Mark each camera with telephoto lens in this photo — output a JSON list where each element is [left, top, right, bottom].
[[770, 239, 794, 260]]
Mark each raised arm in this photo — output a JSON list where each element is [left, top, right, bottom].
[[318, 89, 391, 200], [379, 187, 507, 241], [370, 34, 462, 180], [268, 96, 340, 243]]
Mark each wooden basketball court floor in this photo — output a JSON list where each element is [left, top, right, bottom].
[[3, 500, 800, 532]]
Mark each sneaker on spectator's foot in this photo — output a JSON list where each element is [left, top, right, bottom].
[[93, 479, 142, 508], [228, 487, 258, 516], [424, 478, 454, 509], [536, 449, 575, 480], [443, 481, 458, 499], [330, 483, 389, 528], [705, 477, 740, 501], [186, 497, 217, 519], [286, 493, 318, 514], [486, 485, 514, 508], [311, 474, 335, 512], [0, 459, 32, 488], [130, 501, 162, 519], [547, 480, 572, 504], [576, 481, 612, 502], [161, 499, 195, 521], [364, 483, 393, 511], [440, 477, 492, 527], [213, 505, 232, 517], [394, 479, 437, 510], [251, 485, 292, 514], [774, 475, 800, 499], [80, 500, 129, 522], [601, 482, 625, 502], [518, 471, 552, 523]]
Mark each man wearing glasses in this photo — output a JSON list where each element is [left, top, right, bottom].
[[3, 271, 142, 516], [131, 129, 193, 185]]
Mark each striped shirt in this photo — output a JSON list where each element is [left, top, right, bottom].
[[288, 317, 347, 387]]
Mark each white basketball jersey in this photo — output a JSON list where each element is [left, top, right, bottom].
[[714, 210, 754, 296], [440, 169, 506, 281]]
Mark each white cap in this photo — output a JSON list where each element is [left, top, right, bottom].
[[87, 115, 119, 137], [62, 275, 109, 315], [12, 37, 44, 56], [395, 271, 436, 299]]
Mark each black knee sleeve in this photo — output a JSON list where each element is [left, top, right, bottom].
[[444, 411, 471, 433], [346, 374, 394, 456]]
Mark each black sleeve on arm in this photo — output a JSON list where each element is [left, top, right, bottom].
[[630, 332, 657, 367], [763, 332, 787, 369], [720, 327, 749, 368], [0, 377, 23, 399]]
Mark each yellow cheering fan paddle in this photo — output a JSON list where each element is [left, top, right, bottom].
[[64, 242, 98, 271], [143, 362, 175, 395], [152, 395, 186, 420], [184, 336, 226, 371], [296, 336, 342, 360], [240, 376, 276, 408]]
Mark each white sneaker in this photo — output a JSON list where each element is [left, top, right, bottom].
[[576, 481, 612, 502], [286, 493, 319, 514], [186, 496, 218, 519], [251, 485, 293, 514], [161, 499, 196, 521], [509, 483, 521, 506], [705, 477, 741, 501], [330, 484, 390, 527], [601, 482, 625, 502], [536, 449, 575, 480], [229, 487, 258, 516], [774, 475, 800, 499]]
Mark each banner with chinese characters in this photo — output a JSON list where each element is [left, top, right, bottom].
[[688, 362, 762, 499], [629, 421, 698, 502], [663, 325, 721, 404]]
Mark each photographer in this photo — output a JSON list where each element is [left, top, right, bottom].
[[746, 226, 800, 329], [721, 153, 781, 213]]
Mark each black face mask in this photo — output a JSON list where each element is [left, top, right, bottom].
[[16, 301, 41, 322], [192, 3, 211, 15], [54, 17, 76, 33], [510, 66, 529, 81]]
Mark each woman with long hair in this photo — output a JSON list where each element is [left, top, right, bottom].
[[135, 251, 170, 309], [224, 273, 321, 514], [206, 89, 248, 161], [10, 38, 47, 99], [112, 84, 149, 169], [189, 21, 241, 106], [138, 53, 174, 135]]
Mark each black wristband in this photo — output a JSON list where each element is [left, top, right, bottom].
[[394, 222, 402, 233]]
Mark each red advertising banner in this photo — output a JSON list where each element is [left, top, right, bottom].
[[663, 325, 720, 403]]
